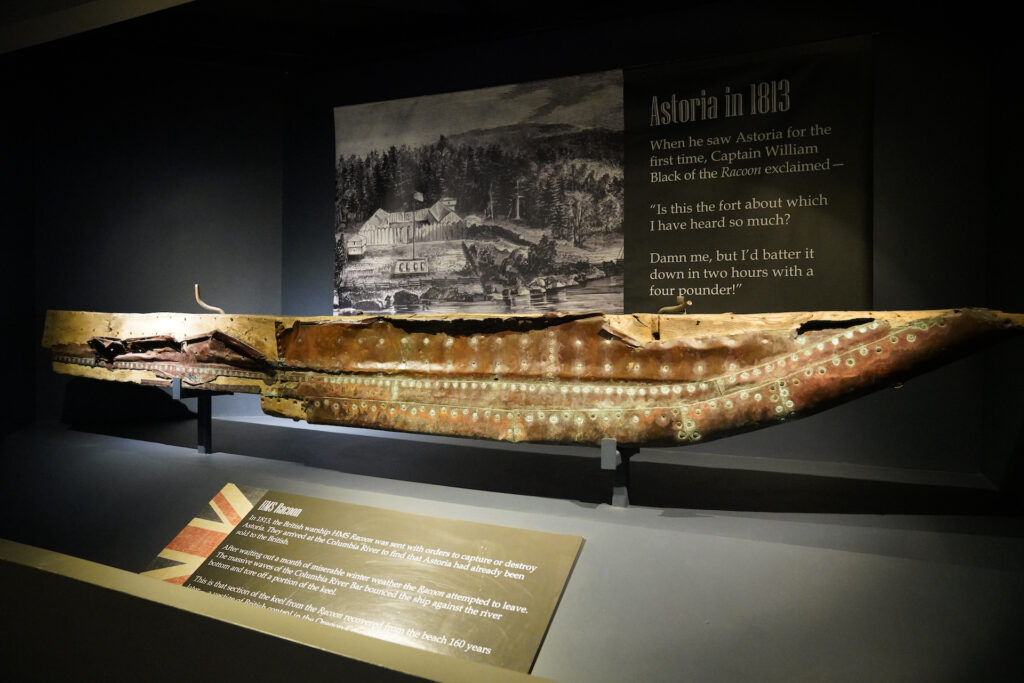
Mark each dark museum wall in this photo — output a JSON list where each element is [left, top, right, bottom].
[[2, 2, 1021, 494], [278, 5, 1023, 487], [2, 54, 286, 423], [29, 62, 284, 319]]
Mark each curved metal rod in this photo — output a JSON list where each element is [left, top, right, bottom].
[[658, 296, 693, 315], [194, 284, 225, 314]]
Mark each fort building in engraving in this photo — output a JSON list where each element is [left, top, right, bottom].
[[357, 198, 467, 246]]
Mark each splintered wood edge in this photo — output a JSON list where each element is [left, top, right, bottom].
[[261, 396, 306, 419], [43, 311, 285, 361]]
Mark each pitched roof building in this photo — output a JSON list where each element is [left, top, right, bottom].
[[358, 198, 465, 246]]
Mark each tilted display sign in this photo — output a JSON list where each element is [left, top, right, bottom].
[[144, 484, 583, 672]]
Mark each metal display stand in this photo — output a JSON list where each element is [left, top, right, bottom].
[[601, 438, 637, 507], [167, 284, 233, 454], [170, 378, 232, 454]]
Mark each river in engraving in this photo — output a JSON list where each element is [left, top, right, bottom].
[[406, 276, 623, 314]]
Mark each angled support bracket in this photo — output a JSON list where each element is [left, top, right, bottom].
[[171, 378, 230, 454], [600, 438, 636, 508]]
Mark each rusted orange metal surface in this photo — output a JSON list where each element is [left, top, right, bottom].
[[43, 308, 1023, 446]]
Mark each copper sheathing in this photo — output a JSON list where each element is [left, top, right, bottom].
[[44, 309, 1024, 446]]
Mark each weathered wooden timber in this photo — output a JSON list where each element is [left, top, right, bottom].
[[43, 308, 1023, 447]]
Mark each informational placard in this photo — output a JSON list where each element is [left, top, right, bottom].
[[143, 484, 582, 672], [623, 37, 872, 313]]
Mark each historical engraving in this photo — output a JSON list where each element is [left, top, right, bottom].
[[333, 70, 625, 315]]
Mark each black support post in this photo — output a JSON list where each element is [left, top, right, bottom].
[[600, 438, 636, 507], [170, 377, 227, 454], [197, 393, 212, 454]]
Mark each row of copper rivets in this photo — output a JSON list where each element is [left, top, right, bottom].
[[306, 396, 681, 441], [284, 318, 928, 398], [67, 317, 936, 442], [105, 362, 264, 378], [290, 318, 930, 387], [298, 319, 932, 442]]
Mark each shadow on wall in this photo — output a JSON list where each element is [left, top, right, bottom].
[[62, 378, 194, 426], [58, 377, 1023, 515]]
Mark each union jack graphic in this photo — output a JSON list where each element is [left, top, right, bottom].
[[141, 483, 266, 584]]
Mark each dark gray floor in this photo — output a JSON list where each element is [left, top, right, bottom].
[[3, 422, 1024, 682]]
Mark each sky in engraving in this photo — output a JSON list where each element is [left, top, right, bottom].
[[334, 69, 623, 159]]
